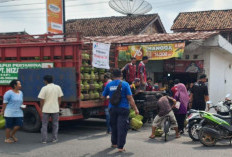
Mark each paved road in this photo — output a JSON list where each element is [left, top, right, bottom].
[[0, 118, 232, 157]]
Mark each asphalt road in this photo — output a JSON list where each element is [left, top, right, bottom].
[[0, 118, 232, 157]]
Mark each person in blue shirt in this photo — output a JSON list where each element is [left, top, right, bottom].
[[102, 68, 139, 152], [0, 80, 24, 143]]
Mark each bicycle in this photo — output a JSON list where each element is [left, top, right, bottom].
[[163, 115, 171, 142]]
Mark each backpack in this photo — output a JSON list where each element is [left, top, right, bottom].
[[110, 81, 122, 106]]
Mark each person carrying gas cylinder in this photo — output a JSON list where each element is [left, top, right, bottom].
[[121, 57, 137, 85]]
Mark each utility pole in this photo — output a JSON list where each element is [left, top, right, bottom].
[[63, 0, 66, 34]]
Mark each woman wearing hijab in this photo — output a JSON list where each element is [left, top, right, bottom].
[[174, 83, 189, 134]]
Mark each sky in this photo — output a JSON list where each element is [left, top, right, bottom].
[[0, 0, 231, 35]]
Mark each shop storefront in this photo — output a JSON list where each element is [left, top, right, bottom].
[[117, 41, 203, 87]]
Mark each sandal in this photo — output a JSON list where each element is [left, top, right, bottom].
[[11, 136, 18, 142], [118, 148, 126, 152], [4, 138, 14, 143], [175, 135, 181, 138], [149, 135, 155, 139], [111, 145, 117, 148]]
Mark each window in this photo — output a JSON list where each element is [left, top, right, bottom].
[[185, 55, 190, 59], [193, 55, 198, 59]]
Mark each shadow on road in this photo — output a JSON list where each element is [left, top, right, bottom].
[[0, 119, 108, 155], [90, 147, 134, 157]]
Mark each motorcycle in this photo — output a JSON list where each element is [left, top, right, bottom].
[[187, 96, 232, 141], [198, 108, 232, 146]]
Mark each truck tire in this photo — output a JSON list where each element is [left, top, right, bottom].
[[23, 107, 41, 132]]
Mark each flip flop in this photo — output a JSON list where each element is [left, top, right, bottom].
[[175, 135, 181, 138], [111, 145, 117, 148], [4, 139, 14, 143], [149, 135, 155, 139], [118, 148, 126, 152], [11, 136, 18, 142]]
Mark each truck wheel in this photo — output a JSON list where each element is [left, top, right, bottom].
[[23, 107, 41, 132]]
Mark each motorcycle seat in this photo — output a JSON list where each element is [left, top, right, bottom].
[[213, 114, 231, 120]]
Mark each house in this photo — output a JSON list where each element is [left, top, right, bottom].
[[171, 9, 232, 43], [0, 31, 29, 37], [66, 14, 166, 37]]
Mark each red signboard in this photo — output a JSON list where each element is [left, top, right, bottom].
[[164, 60, 204, 73]]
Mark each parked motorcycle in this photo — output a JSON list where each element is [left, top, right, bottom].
[[198, 109, 232, 146], [187, 97, 231, 141]]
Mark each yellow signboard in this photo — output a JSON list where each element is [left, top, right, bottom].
[[46, 0, 63, 34], [118, 42, 185, 61]]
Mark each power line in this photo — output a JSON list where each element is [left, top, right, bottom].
[[0, 0, 197, 15], [0, 1, 108, 14]]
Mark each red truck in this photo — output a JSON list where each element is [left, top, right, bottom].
[[0, 34, 117, 132]]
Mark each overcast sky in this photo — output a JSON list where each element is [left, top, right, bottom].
[[0, 0, 231, 35]]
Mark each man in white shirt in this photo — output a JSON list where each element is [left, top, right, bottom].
[[38, 75, 63, 143]]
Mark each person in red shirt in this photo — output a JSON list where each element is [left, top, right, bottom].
[[137, 56, 149, 89], [121, 57, 137, 85], [146, 77, 154, 91], [171, 79, 180, 97]]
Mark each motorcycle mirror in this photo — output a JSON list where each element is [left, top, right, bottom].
[[226, 93, 231, 98]]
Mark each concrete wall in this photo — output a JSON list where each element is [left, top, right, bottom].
[[182, 45, 232, 103], [208, 48, 232, 103]]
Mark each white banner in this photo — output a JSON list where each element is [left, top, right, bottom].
[[92, 41, 111, 69]]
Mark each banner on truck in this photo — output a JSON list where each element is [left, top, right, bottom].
[[117, 42, 185, 61], [92, 42, 110, 69], [0, 63, 54, 85], [47, 0, 63, 34]]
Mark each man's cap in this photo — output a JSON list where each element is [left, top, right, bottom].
[[199, 74, 207, 79]]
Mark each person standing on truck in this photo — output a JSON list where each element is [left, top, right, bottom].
[[0, 80, 24, 143], [102, 68, 139, 152], [137, 56, 149, 90], [38, 75, 63, 144], [121, 57, 137, 85]]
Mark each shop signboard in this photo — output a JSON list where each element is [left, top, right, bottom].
[[0, 62, 54, 85], [164, 60, 204, 73], [117, 42, 185, 61], [92, 41, 110, 69], [46, 0, 63, 34]]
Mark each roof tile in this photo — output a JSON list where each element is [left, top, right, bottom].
[[81, 31, 219, 44], [171, 10, 232, 31], [66, 14, 164, 36]]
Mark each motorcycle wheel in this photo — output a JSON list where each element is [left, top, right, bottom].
[[199, 127, 216, 147], [188, 121, 200, 141], [164, 118, 170, 142]]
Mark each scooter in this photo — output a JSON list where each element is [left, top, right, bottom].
[[198, 108, 232, 146], [187, 96, 231, 141]]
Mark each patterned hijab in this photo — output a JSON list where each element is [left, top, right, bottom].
[[175, 83, 189, 109]]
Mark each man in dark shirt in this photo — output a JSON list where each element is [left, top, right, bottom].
[[190, 74, 209, 111]]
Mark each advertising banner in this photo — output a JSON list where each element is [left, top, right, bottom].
[[47, 0, 63, 34], [92, 42, 111, 69], [0, 62, 54, 85], [164, 60, 204, 73], [117, 42, 185, 61]]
